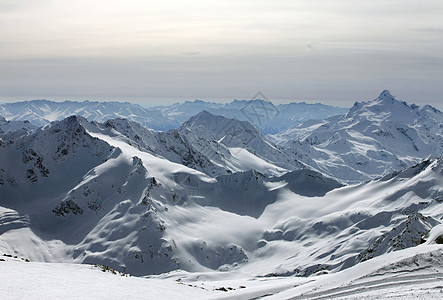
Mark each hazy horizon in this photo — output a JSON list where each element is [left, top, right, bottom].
[[0, 90, 442, 110]]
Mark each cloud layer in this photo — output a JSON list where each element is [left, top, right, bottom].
[[1, 0, 442, 107]]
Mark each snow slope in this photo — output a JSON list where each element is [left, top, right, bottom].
[[265, 244, 443, 299], [0, 256, 209, 300], [270, 90, 443, 183], [1, 92, 442, 299], [1, 244, 442, 299]]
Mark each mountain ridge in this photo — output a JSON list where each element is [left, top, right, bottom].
[[0, 98, 348, 134], [270, 90, 443, 182]]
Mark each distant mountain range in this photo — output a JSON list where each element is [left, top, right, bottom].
[[0, 98, 348, 134]]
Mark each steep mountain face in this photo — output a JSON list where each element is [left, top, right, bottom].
[[0, 98, 347, 134], [0, 116, 186, 275], [0, 116, 112, 197], [270, 90, 443, 183]]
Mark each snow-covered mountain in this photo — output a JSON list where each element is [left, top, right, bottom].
[[96, 111, 302, 177], [1, 112, 442, 278], [0, 98, 347, 133], [270, 90, 443, 183], [180, 111, 304, 172], [100, 93, 443, 184], [0, 100, 180, 130], [0, 115, 37, 141], [0, 115, 212, 275]]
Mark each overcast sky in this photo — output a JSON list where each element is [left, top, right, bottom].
[[0, 0, 442, 108]]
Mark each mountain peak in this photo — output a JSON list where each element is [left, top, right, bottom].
[[42, 115, 90, 134], [196, 110, 213, 117], [182, 110, 259, 134], [377, 90, 396, 102], [182, 110, 228, 128], [379, 89, 393, 97], [64, 115, 89, 126], [347, 90, 407, 117]]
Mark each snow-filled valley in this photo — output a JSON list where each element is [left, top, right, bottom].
[[1, 90, 442, 299]]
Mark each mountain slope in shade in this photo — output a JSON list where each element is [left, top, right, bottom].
[[1, 113, 442, 277], [270, 90, 443, 183], [0, 116, 198, 274]]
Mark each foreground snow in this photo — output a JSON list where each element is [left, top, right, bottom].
[[1, 244, 442, 299], [0, 257, 207, 299]]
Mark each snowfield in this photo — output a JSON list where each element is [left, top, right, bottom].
[[0, 257, 208, 299], [1, 244, 442, 299], [1, 91, 442, 299]]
